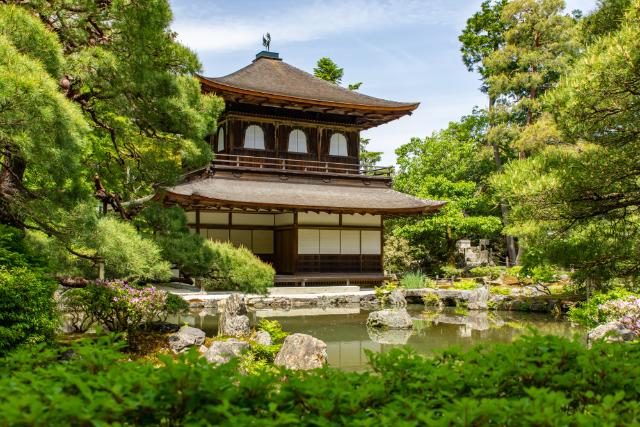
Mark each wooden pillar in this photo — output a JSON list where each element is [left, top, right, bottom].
[[195, 210, 201, 234]]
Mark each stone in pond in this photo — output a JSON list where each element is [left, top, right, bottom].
[[274, 333, 328, 370], [168, 325, 206, 354], [255, 330, 272, 346], [366, 309, 413, 329], [204, 339, 250, 364], [387, 288, 407, 308], [218, 293, 250, 338]]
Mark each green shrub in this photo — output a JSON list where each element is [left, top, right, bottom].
[[453, 279, 478, 290], [440, 265, 463, 278], [469, 266, 505, 279], [257, 319, 288, 343], [383, 235, 419, 274], [399, 271, 428, 289], [0, 225, 46, 269], [157, 233, 215, 278], [489, 286, 511, 295], [0, 267, 58, 355], [422, 292, 443, 308], [203, 241, 274, 294], [2, 334, 640, 425], [568, 288, 634, 327]]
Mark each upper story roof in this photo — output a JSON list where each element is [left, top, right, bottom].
[[198, 51, 420, 129]]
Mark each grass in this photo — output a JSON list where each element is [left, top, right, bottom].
[[400, 272, 427, 289]]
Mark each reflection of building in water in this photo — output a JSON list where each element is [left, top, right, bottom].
[[326, 340, 382, 370]]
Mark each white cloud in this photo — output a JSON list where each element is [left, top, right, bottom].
[[172, 0, 450, 52]]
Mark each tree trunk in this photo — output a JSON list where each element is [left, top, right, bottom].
[[0, 149, 27, 228], [488, 95, 518, 265]]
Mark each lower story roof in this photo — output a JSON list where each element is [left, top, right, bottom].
[[160, 176, 445, 215]]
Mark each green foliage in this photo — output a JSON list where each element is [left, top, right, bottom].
[[400, 272, 428, 289], [374, 281, 398, 307], [422, 292, 443, 308], [313, 57, 344, 84], [95, 217, 172, 281], [440, 265, 464, 278], [203, 241, 274, 294], [580, 0, 632, 43], [459, 0, 509, 91], [61, 281, 187, 333], [257, 319, 288, 343], [0, 267, 58, 355], [383, 235, 420, 274], [394, 110, 502, 267], [3, 335, 640, 424], [469, 265, 505, 279], [568, 288, 634, 327], [453, 279, 479, 290], [0, 5, 63, 78], [0, 14, 88, 226], [490, 286, 512, 295], [493, 0, 640, 285], [0, 225, 47, 269]]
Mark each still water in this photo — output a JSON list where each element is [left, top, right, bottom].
[[173, 305, 584, 371]]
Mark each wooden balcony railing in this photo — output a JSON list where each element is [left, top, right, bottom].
[[212, 154, 394, 177]]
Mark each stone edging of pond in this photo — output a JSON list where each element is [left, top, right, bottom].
[[175, 287, 580, 314]]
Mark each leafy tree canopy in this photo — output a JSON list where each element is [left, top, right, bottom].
[[394, 110, 502, 267]]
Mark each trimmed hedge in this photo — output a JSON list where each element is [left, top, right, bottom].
[[203, 241, 274, 294], [0, 267, 58, 355], [1, 334, 640, 425]]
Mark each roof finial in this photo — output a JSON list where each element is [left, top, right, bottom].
[[262, 33, 271, 51]]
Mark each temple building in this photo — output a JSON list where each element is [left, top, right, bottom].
[[157, 51, 444, 285]]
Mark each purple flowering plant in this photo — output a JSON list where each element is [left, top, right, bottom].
[[599, 296, 640, 337], [91, 280, 168, 332]]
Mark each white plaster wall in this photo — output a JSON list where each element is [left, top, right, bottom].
[[200, 211, 229, 225], [342, 214, 381, 227], [298, 229, 320, 254], [319, 230, 341, 254], [340, 230, 361, 254], [298, 212, 340, 226], [361, 230, 381, 255], [232, 213, 275, 226]]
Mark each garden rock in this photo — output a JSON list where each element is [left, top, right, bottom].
[[219, 294, 250, 337], [366, 309, 413, 329], [204, 339, 250, 364], [255, 330, 272, 346], [467, 287, 489, 310], [274, 333, 328, 370], [588, 321, 637, 345], [387, 288, 407, 308], [168, 326, 206, 354]]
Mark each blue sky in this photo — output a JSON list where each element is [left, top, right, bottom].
[[170, 0, 597, 165]]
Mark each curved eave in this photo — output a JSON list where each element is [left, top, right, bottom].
[[198, 75, 420, 114], [156, 189, 446, 216]]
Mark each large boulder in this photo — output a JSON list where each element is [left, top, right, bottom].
[[255, 330, 273, 346], [218, 293, 250, 338], [467, 286, 489, 310], [366, 309, 413, 329], [204, 338, 250, 364], [274, 333, 328, 370], [387, 288, 407, 308], [167, 326, 206, 354], [588, 321, 637, 345]]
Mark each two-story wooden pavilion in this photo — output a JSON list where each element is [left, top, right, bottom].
[[157, 51, 444, 285]]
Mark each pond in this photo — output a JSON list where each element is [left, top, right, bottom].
[[172, 305, 585, 371]]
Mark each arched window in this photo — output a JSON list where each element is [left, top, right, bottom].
[[217, 127, 224, 152], [329, 132, 348, 156], [288, 129, 307, 153], [244, 125, 265, 150]]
